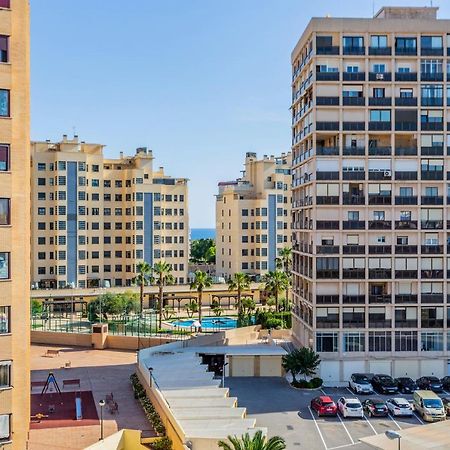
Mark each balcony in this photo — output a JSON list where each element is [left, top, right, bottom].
[[316, 71, 340, 81], [421, 270, 444, 279], [316, 270, 339, 279], [421, 146, 443, 156], [343, 295, 365, 304], [369, 319, 392, 327], [395, 122, 417, 131], [421, 121, 443, 131], [395, 319, 418, 328], [316, 46, 340, 55], [369, 171, 391, 180], [343, 146, 364, 156], [395, 171, 417, 180], [369, 72, 392, 81], [343, 171, 365, 180], [369, 245, 392, 254], [317, 146, 339, 156], [421, 195, 443, 205], [421, 170, 443, 181], [421, 244, 443, 254], [421, 47, 443, 56], [316, 121, 339, 131], [395, 196, 417, 205], [395, 47, 417, 56], [395, 72, 417, 81], [316, 196, 339, 205], [395, 245, 418, 254], [343, 245, 365, 254], [369, 97, 392, 106], [395, 294, 418, 303], [369, 295, 392, 304], [395, 97, 417, 107], [343, 96, 365, 106], [368, 220, 392, 230], [316, 96, 339, 106], [316, 171, 339, 181], [343, 320, 366, 328], [368, 146, 391, 156], [369, 269, 392, 279], [421, 319, 444, 328], [395, 147, 417, 156], [316, 220, 339, 230], [368, 194, 391, 205], [420, 72, 443, 82], [421, 294, 444, 303], [316, 320, 340, 328], [343, 72, 365, 81], [343, 46, 365, 55], [343, 194, 365, 205], [395, 270, 418, 278], [369, 121, 391, 131], [421, 220, 443, 229], [317, 245, 340, 254], [395, 220, 418, 230], [343, 220, 365, 229], [343, 268, 366, 279], [343, 121, 365, 131], [369, 46, 391, 55], [316, 295, 339, 304]]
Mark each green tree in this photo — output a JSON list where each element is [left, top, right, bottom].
[[262, 270, 289, 313], [135, 262, 153, 314], [240, 297, 256, 316], [185, 300, 198, 318], [227, 272, 250, 316], [282, 348, 321, 382], [276, 247, 292, 309], [190, 238, 216, 263], [218, 430, 286, 450], [31, 300, 43, 315], [190, 270, 213, 326], [152, 261, 175, 329]]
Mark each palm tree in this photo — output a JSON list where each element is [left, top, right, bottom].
[[276, 246, 292, 309], [218, 430, 286, 450], [190, 270, 212, 327], [135, 261, 153, 314], [282, 347, 321, 382], [153, 261, 175, 329], [227, 272, 250, 316], [262, 270, 289, 313]]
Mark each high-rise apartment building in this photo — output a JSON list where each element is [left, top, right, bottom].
[[291, 6, 450, 383], [31, 136, 189, 289], [216, 152, 291, 280], [0, 0, 30, 448]]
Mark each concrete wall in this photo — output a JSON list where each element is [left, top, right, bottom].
[[84, 429, 149, 450]]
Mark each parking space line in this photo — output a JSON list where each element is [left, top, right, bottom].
[[307, 406, 328, 450], [328, 444, 361, 450], [387, 413, 402, 430], [413, 412, 425, 425], [336, 414, 355, 445], [363, 414, 378, 435], [442, 390, 450, 396], [345, 387, 354, 396]]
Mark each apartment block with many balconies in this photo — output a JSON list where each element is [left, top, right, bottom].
[[0, 0, 30, 448], [31, 136, 189, 289], [291, 6, 450, 383], [216, 152, 291, 280]]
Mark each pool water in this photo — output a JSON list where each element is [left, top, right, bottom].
[[171, 316, 237, 329]]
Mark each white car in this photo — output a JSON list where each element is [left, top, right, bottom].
[[337, 397, 364, 418], [349, 373, 374, 394], [386, 397, 413, 416]]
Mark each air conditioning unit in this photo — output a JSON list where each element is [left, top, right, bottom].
[[376, 73, 384, 80], [384, 170, 391, 177]]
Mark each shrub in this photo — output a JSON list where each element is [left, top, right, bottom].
[[292, 379, 311, 388], [309, 377, 323, 388], [151, 436, 172, 450], [265, 317, 283, 329]]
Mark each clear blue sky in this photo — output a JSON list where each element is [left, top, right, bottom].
[[30, 0, 449, 227]]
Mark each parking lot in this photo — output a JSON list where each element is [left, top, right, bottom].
[[225, 377, 449, 450]]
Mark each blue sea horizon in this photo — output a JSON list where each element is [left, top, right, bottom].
[[191, 228, 215, 240]]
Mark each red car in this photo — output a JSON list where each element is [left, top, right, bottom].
[[310, 396, 338, 416]]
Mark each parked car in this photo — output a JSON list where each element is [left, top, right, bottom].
[[386, 398, 413, 416], [413, 390, 446, 422], [441, 376, 450, 391], [310, 396, 338, 417], [442, 398, 450, 416], [349, 373, 374, 394], [362, 398, 388, 417], [337, 397, 364, 418], [371, 374, 398, 394], [395, 377, 417, 394], [416, 376, 444, 393]]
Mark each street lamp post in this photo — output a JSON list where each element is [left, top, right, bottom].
[[385, 430, 401, 450], [99, 399, 105, 440]]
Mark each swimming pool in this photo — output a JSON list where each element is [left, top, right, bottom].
[[171, 316, 237, 329]]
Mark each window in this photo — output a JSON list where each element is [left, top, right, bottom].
[[0, 306, 9, 334], [399, 187, 413, 197], [0, 145, 8, 171], [370, 35, 387, 48], [396, 37, 416, 51], [370, 110, 391, 122], [0, 89, 9, 117], [91, 179, 99, 187], [369, 331, 392, 352], [343, 36, 364, 48], [373, 88, 385, 98], [316, 332, 338, 352], [0, 35, 7, 63], [421, 332, 443, 351], [395, 331, 418, 351], [0, 414, 10, 441], [0, 198, 9, 225], [372, 63, 386, 73], [346, 65, 359, 73], [421, 59, 443, 74], [348, 211, 359, 221], [343, 332, 365, 352], [0, 361, 11, 388], [0, 252, 9, 279], [400, 88, 413, 98], [421, 36, 442, 49]]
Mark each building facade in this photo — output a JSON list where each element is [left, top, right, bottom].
[[291, 7, 450, 383], [31, 136, 189, 289], [0, 0, 30, 448], [216, 152, 291, 280]]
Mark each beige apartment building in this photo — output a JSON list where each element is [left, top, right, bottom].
[[291, 6, 450, 383], [31, 136, 189, 290], [216, 152, 291, 280], [0, 0, 30, 448]]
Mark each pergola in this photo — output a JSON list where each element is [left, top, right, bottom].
[[41, 299, 88, 317], [211, 293, 254, 309], [163, 295, 198, 311]]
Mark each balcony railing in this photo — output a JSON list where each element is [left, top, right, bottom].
[[421, 319, 444, 328], [316, 171, 339, 180], [395, 294, 418, 303], [369, 269, 392, 279], [316, 221, 339, 230], [395, 97, 417, 107], [316, 196, 339, 205], [369, 46, 391, 55], [343, 269, 366, 279], [343, 245, 365, 254], [343, 320, 366, 328], [369, 220, 392, 230], [343, 295, 365, 304], [316, 72, 340, 81], [368, 146, 391, 156], [369, 319, 392, 327], [316, 121, 339, 131], [421, 270, 444, 278], [368, 171, 391, 180], [343, 194, 365, 205], [316, 295, 339, 304], [421, 244, 443, 254], [343, 171, 365, 180], [420, 72, 443, 82], [395, 220, 418, 229], [343, 220, 365, 229], [395, 47, 417, 56], [316, 46, 340, 55], [421, 146, 443, 156], [394, 270, 418, 278], [420, 220, 443, 228], [369, 121, 391, 131], [369, 245, 392, 254], [343, 146, 364, 156], [421, 195, 443, 205], [343, 46, 365, 55], [317, 245, 340, 254], [395, 122, 417, 131], [369, 97, 392, 106], [395, 72, 417, 81], [316, 96, 339, 106], [421, 121, 443, 131], [395, 147, 417, 156], [421, 47, 443, 56], [368, 194, 391, 205], [369, 72, 392, 81], [369, 295, 392, 304], [395, 171, 417, 180], [343, 121, 365, 131], [395, 244, 417, 254], [316, 320, 340, 328], [317, 146, 339, 156], [395, 319, 418, 328], [316, 270, 339, 279], [343, 72, 365, 81], [421, 294, 443, 303], [395, 196, 417, 205]]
